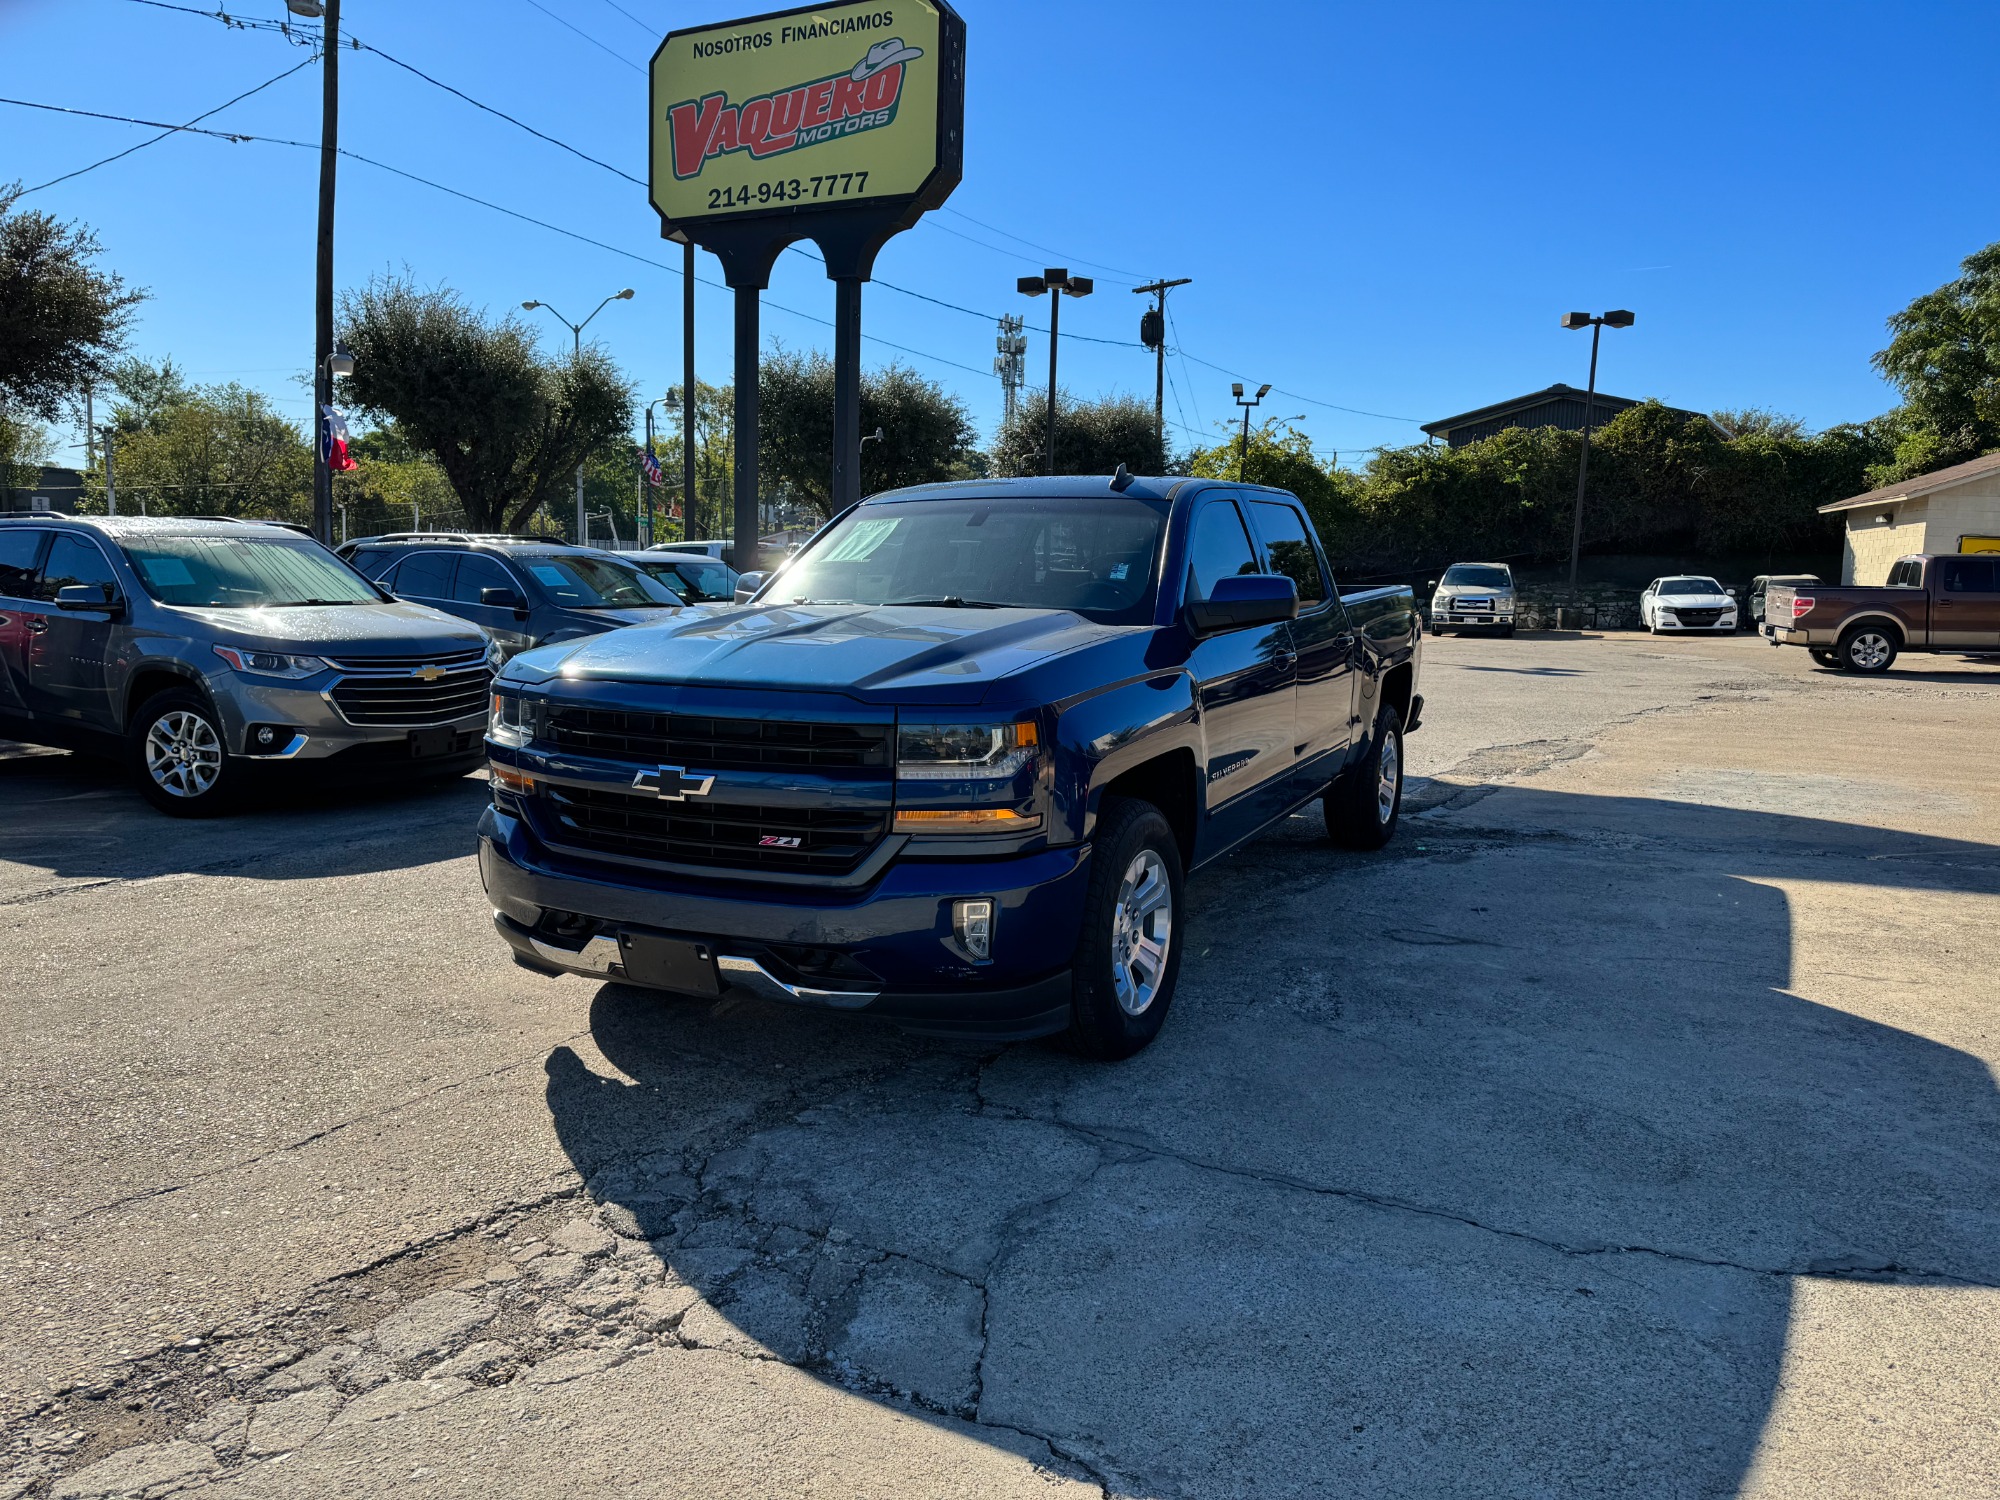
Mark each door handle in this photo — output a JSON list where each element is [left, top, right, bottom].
[[1937, 599, 1954, 607], [1272, 650, 1297, 671], [25, 617, 48, 634]]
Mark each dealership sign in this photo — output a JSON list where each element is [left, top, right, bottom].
[[649, 2, 963, 236]]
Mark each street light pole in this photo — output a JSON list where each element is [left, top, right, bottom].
[[1017, 269, 1093, 475], [1559, 308, 1635, 588], [1133, 277, 1190, 463], [1233, 382, 1270, 481], [523, 289, 635, 543]]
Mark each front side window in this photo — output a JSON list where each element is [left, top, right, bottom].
[[0, 529, 48, 598], [120, 535, 381, 608], [519, 555, 681, 608], [1184, 501, 1259, 603], [36, 535, 120, 604], [1251, 501, 1328, 605], [773, 496, 1167, 623]]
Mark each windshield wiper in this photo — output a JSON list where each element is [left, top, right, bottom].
[[882, 596, 1006, 608]]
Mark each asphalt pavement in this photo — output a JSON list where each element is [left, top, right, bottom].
[[5, 630, 1999, 1499]]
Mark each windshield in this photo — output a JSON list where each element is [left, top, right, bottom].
[[519, 555, 681, 608], [635, 556, 737, 602], [1441, 565, 1511, 589], [121, 534, 381, 608], [771, 495, 1168, 623], [1660, 577, 1723, 595]]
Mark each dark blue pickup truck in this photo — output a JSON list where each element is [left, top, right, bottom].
[[481, 475, 1422, 1058]]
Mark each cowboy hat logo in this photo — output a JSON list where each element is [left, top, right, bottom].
[[667, 41, 922, 180]]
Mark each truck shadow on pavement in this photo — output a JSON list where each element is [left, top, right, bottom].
[[0, 748, 489, 887], [541, 788, 2000, 1497]]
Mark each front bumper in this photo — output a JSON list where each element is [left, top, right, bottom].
[[1652, 615, 1738, 632], [479, 804, 1088, 1041], [208, 672, 488, 763]]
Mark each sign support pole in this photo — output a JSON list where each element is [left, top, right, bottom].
[[832, 277, 863, 513], [682, 239, 696, 538], [732, 285, 761, 570]]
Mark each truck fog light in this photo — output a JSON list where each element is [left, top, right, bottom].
[[952, 899, 995, 962]]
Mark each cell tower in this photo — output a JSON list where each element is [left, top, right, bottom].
[[994, 314, 1027, 428]]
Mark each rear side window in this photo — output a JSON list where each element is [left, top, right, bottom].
[[1251, 501, 1328, 605], [37, 535, 120, 604], [453, 554, 515, 603], [1937, 556, 1998, 592], [1185, 502, 1259, 601], [347, 547, 396, 579], [0, 529, 47, 597], [392, 551, 457, 600]]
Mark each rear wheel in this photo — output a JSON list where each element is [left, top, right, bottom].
[[1326, 703, 1404, 851], [129, 687, 238, 816], [1067, 798, 1184, 1061], [1837, 624, 1898, 674]]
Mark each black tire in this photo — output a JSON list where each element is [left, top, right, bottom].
[[1499, 624, 1516, 638], [1836, 623, 1899, 674], [1066, 797, 1185, 1061], [1809, 649, 1840, 668], [1326, 703, 1404, 851], [128, 686, 239, 817]]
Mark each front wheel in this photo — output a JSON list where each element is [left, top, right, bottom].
[[1067, 798, 1185, 1061], [1326, 703, 1404, 851], [129, 687, 239, 816], [1837, 624, 1898, 674], [1809, 648, 1839, 668]]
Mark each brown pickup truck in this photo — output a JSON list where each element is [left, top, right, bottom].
[[1764, 554, 2000, 672]]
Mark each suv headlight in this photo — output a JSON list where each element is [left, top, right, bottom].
[[212, 645, 329, 680], [894, 719, 1043, 834]]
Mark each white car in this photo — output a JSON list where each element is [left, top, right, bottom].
[[1429, 562, 1516, 636], [1640, 575, 1738, 633]]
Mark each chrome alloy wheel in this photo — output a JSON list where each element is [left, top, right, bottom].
[[1376, 725, 1402, 825], [1847, 631, 1893, 670], [1109, 848, 1173, 1017], [144, 710, 223, 798]]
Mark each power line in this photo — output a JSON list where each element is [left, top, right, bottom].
[[517, 0, 645, 76], [936, 206, 1148, 283], [114, 0, 320, 43], [590, 0, 659, 37], [19, 55, 315, 196]]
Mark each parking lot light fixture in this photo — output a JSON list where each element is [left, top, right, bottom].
[[1562, 309, 1635, 587], [1234, 382, 1271, 480], [1018, 269, 1093, 475]]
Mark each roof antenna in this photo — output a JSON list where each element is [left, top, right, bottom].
[[1109, 463, 1133, 492]]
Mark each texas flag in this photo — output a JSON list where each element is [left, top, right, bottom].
[[320, 405, 358, 473]]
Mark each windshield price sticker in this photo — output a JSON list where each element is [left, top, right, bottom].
[[650, 1, 952, 230]]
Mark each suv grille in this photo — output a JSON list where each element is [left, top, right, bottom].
[[543, 785, 887, 874], [325, 648, 487, 671], [330, 664, 493, 726], [545, 707, 890, 771]]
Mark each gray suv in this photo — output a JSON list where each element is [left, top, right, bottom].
[[0, 516, 496, 815]]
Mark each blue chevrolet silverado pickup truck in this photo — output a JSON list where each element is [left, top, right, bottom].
[[481, 474, 1422, 1059]]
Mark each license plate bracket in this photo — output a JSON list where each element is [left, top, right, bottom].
[[408, 726, 455, 758], [616, 933, 722, 996]]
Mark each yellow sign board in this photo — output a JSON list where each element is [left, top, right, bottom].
[[649, 2, 957, 233], [1960, 535, 2000, 554]]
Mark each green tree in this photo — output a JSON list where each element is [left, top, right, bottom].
[[0, 409, 54, 500], [102, 363, 313, 521], [758, 348, 979, 517], [991, 389, 1165, 478], [336, 275, 634, 534], [655, 379, 736, 540], [332, 423, 467, 538], [1871, 241, 2000, 481], [0, 184, 144, 422]]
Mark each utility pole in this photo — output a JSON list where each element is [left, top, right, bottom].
[[1559, 309, 1635, 588], [101, 427, 116, 517], [307, 0, 339, 546], [1132, 277, 1190, 462], [83, 385, 94, 474]]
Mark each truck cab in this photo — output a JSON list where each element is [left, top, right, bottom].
[[480, 475, 1422, 1058]]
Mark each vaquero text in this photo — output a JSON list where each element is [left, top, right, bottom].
[[668, 65, 907, 180]]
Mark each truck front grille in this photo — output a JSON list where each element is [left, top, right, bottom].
[[545, 707, 890, 771], [329, 665, 492, 726], [543, 785, 887, 874]]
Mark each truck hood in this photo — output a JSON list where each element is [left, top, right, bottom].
[[505, 603, 1129, 698], [176, 600, 489, 655]]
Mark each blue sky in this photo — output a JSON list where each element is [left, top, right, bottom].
[[6, 0, 1998, 469]]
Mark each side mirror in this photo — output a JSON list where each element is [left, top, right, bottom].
[[480, 587, 529, 618], [733, 570, 768, 603], [56, 584, 123, 616], [1425, 579, 1437, 592], [1186, 573, 1299, 635], [1726, 588, 1739, 598]]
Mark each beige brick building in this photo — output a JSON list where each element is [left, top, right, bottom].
[[1820, 451, 2000, 583]]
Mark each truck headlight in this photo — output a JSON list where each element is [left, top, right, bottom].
[[896, 720, 1039, 782], [488, 690, 534, 748], [212, 645, 329, 680]]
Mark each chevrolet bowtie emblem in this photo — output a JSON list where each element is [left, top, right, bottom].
[[631, 765, 715, 801], [412, 665, 446, 682]]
